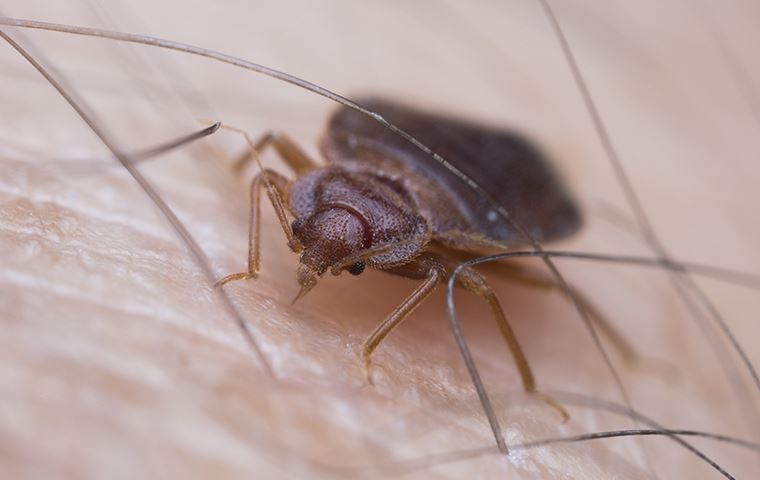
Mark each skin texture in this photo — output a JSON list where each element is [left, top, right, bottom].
[[1, 1, 759, 478]]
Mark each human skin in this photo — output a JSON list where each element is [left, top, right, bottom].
[[1, 1, 759, 479]]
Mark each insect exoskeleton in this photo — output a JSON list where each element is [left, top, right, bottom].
[[215, 98, 626, 419]]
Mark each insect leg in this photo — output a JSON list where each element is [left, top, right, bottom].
[[360, 264, 443, 385], [232, 131, 318, 175], [216, 169, 297, 286], [488, 264, 640, 365], [450, 261, 569, 421]]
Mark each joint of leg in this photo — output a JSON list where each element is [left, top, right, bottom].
[[288, 236, 303, 252]]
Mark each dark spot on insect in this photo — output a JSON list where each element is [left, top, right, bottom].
[[291, 218, 304, 233], [347, 261, 365, 276]]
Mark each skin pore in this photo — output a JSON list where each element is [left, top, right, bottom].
[[1, 1, 759, 478]]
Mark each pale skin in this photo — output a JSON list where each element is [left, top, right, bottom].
[[2, 1, 760, 479]]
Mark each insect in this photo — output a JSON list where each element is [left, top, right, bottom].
[[1, 1, 759, 478], [216, 97, 598, 415]]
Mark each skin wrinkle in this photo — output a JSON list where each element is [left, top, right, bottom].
[[1, 1, 759, 479]]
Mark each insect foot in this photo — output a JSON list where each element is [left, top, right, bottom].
[[215, 271, 259, 288], [534, 392, 570, 423], [360, 349, 377, 387]]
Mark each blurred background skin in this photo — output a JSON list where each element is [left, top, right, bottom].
[[1, 0, 759, 478]]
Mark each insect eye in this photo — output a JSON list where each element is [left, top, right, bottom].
[[290, 218, 304, 233], [347, 261, 365, 276]]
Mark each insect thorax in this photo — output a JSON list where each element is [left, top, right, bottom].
[[288, 166, 428, 273]]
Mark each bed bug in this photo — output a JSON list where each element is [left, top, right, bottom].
[[216, 97, 609, 414], [3, 5, 759, 478]]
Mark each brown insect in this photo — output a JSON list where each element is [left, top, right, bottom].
[[218, 98, 621, 416]]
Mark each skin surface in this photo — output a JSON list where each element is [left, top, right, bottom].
[[1, 1, 759, 478]]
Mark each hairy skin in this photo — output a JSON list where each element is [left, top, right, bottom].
[[1, 1, 759, 478]]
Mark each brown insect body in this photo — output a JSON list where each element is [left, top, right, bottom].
[[223, 98, 583, 407], [288, 164, 428, 278], [325, 100, 581, 242], [291, 98, 581, 282]]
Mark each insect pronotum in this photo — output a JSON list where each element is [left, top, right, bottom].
[[1, 1, 758, 478]]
